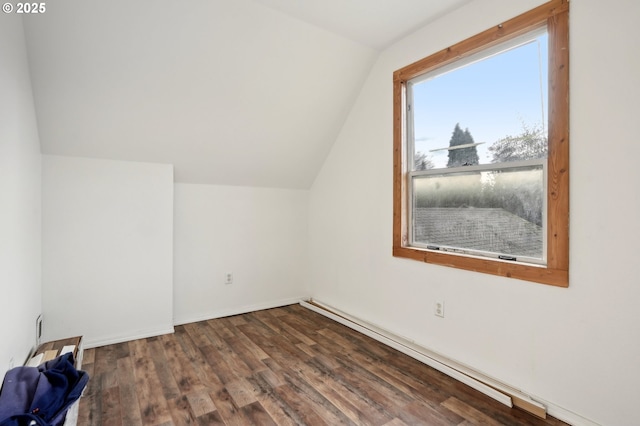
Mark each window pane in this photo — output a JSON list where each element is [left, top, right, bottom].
[[411, 32, 548, 170], [412, 164, 545, 261]]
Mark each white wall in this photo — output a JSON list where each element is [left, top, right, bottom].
[[309, 0, 640, 425], [173, 183, 309, 325], [0, 14, 42, 375], [42, 156, 174, 348]]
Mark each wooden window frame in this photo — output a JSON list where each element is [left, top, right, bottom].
[[392, 0, 569, 287]]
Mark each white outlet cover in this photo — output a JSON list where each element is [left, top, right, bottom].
[[435, 301, 445, 317]]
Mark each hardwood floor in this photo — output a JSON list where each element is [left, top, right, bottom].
[[78, 304, 567, 425]]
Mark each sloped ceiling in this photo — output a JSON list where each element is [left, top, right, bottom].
[[251, 0, 473, 50], [23, 0, 471, 188]]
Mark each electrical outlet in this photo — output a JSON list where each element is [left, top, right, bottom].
[[224, 272, 233, 285], [435, 300, 445, 318]]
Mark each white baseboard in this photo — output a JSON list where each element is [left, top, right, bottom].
[[173, 295, 309, 326], [82, 296, 309, 348], [301, 299, 600, 426], [83, 326, 175, 349]]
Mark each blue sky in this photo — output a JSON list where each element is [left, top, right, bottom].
[[412, 32, 548, 168]]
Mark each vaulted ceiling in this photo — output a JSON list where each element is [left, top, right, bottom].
[[23, 0, 472, 188]]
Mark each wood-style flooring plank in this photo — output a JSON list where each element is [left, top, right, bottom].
[[116, 356, 143, 426], [185, 390, 216, 417], [225, 377, 258, 408], [245, 373, 302, 426], [195, 410, 225, 426], [165, 396, 196, 426], [281, 370, 355, 425], [159, 333, 205, 395], [303, 357, 395, 425], [128, 339, 173, 425], [239, 401, 277, 426], [147, 337, 181, 400], [83, 347, 96, 365], [382, 418, 410, 426], [100, 386, 123, 426], [293, 360, 375, 425], [174, 326, 224, 391], [221, 335, 266, 374], [269, 380, 331, 426], [399, 399, 464, 426], [441, 396, 503, 426], [79, 305, 568, 426]]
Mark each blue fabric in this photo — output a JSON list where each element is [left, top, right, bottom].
[[0, 353, 89, 426]]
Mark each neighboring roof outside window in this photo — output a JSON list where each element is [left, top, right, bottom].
[[413, 208, 543, 258]]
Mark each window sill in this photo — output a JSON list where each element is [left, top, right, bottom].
[[393, 245, 568, 287]]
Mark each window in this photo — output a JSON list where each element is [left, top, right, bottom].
[[393, 0, 569, 286]]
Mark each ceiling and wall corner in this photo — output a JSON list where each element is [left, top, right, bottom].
[[249, 0, 474, 50], [21, 0, 474, 189], [22, 0, 377, 189]]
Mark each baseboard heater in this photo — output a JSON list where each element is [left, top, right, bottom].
[[300, 299, 547, 419]]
